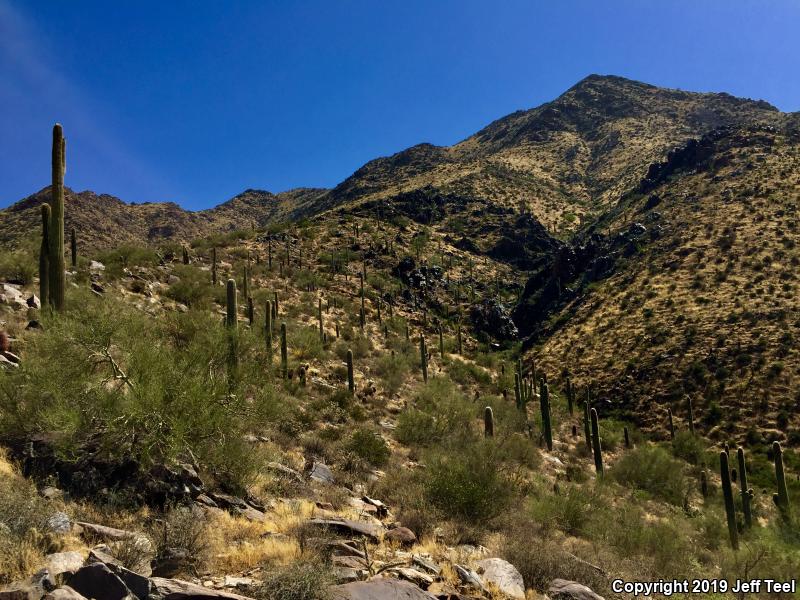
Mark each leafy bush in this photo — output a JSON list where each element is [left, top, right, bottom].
[[611, 445, 687, 505], [346, 428, 390, 467], [422, 442, 515, 522], [671, 430, 709, 466]]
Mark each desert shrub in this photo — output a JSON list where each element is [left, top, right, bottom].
[[373, 351, 411, 395], [0, 463, 60, 583], [345, 428, 390, 467], [256, 559, 333, 600], [611, 445, 687, 505], [149, 506, 209, 574], [395, 378, 473, 446], [671, 430, 709, 466], [0, 247, 37, 285], [0, 292, 274, 493], [421, 442, 515, 522], [165, 264, 214, 308], [97, 244, 159, 271], [528, 484, 606, 537], [446, 358, 493, 387]]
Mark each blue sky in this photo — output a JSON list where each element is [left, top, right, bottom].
[[2, 0, 799, 210]]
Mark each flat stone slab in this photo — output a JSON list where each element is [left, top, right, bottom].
[[548, 579, 605, 600], [308, 518, 384, 542], [150, 578, 255, 600], [330, 579, 437, 600]]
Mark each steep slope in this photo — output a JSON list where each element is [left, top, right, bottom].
[[516, 121, 800, 447], [329, 75, 782, 235], [0, 75, 784, 253]]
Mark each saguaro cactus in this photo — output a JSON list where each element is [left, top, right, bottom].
[[39, 204, 51, 307], [590, 408, 603, 476], [419, 335, 428, 383], [226, 279, 238, 328], [484, 406, 494, 438], [265, 299, 273, 360], [687, 396, 695, 435], [514, 372, 523, 410], [566, 375, 574, 416], [623, 426, 631, 449], [540, 381, 553, 451], [773, 441, 792, 522], [70, 228, 77, 268], [439, 327, 445, 362], [212, 247, 218, 285], [720, 451, 739, 550], [226, 279, 239, 375], [182, 246, 189, 265], [280, 323, 288, 379], [736, 447, 753, 529], [49, 124, 66, 311], [346, 349, 355, 394], [700, 470, 708, 498]]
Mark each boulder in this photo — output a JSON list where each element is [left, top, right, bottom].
[[66, 564, 132, 600], [45, 551, 84, 576], [309, 461, 335, 484], [385, 527, 417, 546], [46, 512, 71, 534], [26, 295, 41, 309], [548, 579, 605, 600], [474, 558, 525, 599], [150, 578, 254, 600], [330, 579, 437, 599], [43, 587, 88, 600]]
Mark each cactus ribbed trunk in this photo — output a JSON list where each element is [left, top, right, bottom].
[[439, 328, 445, 362], [566, 376, 574, 416], [265, 299, 273, 362], [514, 372, 522, 410], [773, 441, 792, 522], [420, 335, 428, 383], [49, 124, 66, 311], [540, 381, 553, 451], [346, 349, 355, 394], [225, 279, 239, 378], [720, 451, 739, 549], [280, 323, 288, 379], [226, 279, 238, 328], [70, 228, 77, 268], [736, 447, 753, 529], [39, 204, 51, 307], [590, 408, 603, 476], [687, 396, 695, 435], [484, 406, 494, 438], [212, 247, 218, 285], [623, 426, 631, 449]]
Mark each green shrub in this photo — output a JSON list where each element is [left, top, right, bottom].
[[346, 428, 390, 467], [422, 442, 515, 522], [671, 430, 709, 466], [611, 445, 687, 505], [255, 559, 333, 600]]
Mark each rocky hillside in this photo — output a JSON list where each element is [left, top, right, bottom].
[[0, 75, 785, 253], [0, 187, 328, 250]]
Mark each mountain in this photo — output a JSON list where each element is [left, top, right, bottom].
[[0, 186, 327, 250], [0, 75, 785, 252]]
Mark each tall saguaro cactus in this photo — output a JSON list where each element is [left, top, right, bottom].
[[265, 299, 273, 362], [39, 204, 51, 307], [70, 228, 77, 268], [667, 407, 675, 440], [773, 441, 792, 522], [540, 381, 553, 451], [590, 408, 603, 476], [226, 279, 238, 328], [280, 323, 288, 379], [687, 396, 695, 435], [226, 279, 239, 375], [346, 349, 355, 394], [736, 447, 753, 529], [420, 335, 428, 383], [49, 124, 66, 311], [720, 451, 739, 550]]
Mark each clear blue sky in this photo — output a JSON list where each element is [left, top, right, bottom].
[[2, 0, 799, 210]]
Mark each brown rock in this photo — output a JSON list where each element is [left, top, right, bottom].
[[548, 579, 605, 600], [330, 579, 437, 599], [385, 527, 417, 546]]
